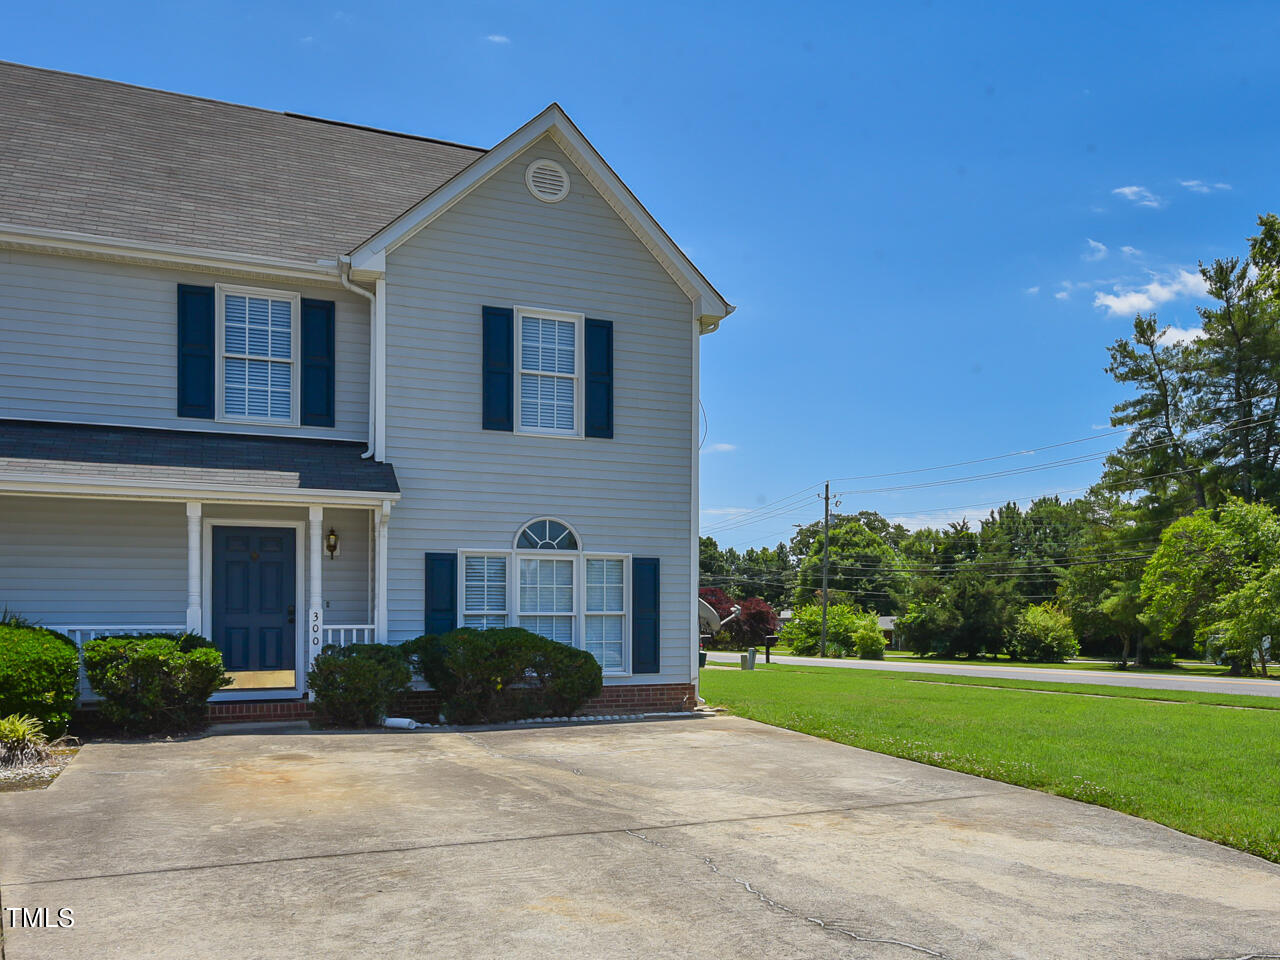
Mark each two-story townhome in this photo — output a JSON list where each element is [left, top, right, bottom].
[[0, 62, 732, 720]]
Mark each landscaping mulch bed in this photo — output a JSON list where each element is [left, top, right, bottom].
[[0, 745, 79, 793]]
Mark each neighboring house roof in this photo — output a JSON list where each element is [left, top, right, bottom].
[[0, 61, 484, 264], [0, 420, 400, 495]]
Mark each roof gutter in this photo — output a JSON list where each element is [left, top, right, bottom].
[[340, 257, 380, 460]]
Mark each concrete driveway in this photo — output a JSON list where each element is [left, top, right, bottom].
[[706, 651, 1280, 697], [2, 717, 1278, 960]]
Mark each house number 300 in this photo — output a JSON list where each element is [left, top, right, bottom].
[[311, 611, 321, 644]]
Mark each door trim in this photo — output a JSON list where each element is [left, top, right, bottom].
[[203, 518, 306, 702]]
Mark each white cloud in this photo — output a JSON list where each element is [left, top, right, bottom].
[[1112, 185, 1164, 208], [1179, 179, 1231, 194], [1157, 326, 1205, 346], [299, 35, 314, 44], [704, 442, 736, 453], [701, 506, 750, 517], [1093, 268, 1207, 316], [1121, 245, 1141, 257], [1083, 238, 1108, 261], [1054, 279, 1092, 301], [484, 34, 511, 44], [1025, 285, 1040, 295]]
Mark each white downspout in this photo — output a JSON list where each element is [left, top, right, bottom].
[[374, 277, 387, 460], [340, 257, 378, 459]]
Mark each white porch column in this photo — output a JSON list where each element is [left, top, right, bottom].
[[308, 506, 324, 663], [375, 500, 391, 643], [185, 501, 202, 635]]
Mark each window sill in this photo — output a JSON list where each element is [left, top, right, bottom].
[[513, 429, 585, 441], [217, 415, 301, 428]]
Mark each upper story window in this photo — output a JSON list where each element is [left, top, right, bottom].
[[516, 307, 582, 436], [216, 284, 300, 425]]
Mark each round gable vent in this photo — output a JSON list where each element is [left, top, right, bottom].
[[525, 159, 570, 203]]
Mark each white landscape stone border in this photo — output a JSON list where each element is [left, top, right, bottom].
[[406, 711, 700, 730]]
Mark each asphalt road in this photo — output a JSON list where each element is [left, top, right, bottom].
[[705, 651, 1280, 697], [4, 717, 1279, 959]]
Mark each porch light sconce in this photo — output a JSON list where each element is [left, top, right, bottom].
[[325, 527, 339, 560]]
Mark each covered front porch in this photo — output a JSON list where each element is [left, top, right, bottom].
[[0, 420, 400, 702]]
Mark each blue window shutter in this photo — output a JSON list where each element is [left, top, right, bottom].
[[424, 552, 458, 636], [300, 298, 336, 427], [482, 306, 514, 431], [632, 557, 660, 674], [584, 318, 614, 438], [176, 284, 215, 419]]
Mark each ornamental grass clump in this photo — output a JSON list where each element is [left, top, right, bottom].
[[0, 713, 52, 767]]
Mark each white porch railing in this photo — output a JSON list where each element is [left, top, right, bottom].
[[50, 625, 185, 701], [322, 624, 376, 648]]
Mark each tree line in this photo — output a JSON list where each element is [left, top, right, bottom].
[[700, 214, 1280, 673]]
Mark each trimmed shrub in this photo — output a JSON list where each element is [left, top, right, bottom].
[[850, 614, 888, 660], [306, 643, 412, 727], [1006, 603, 1079, 663], [82, 634, 231, 734], [405, 627, 603, 724], [780, 604, 882, 658], [0, 625, 79, 737], [0, 714, 53, 767]]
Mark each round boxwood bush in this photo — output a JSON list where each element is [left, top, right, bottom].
[[0, 625, 79, 737], [306, 643, 412, 727], [405, 627, 602, 724], [82, 634, 231, 734]]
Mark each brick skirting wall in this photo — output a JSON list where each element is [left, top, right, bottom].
[[579, 682, 697, 715], [202, 682, 698, 725], [205, 700, 315, 723], [390, 683, 696, 723]]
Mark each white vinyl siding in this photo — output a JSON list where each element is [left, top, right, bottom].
[[462, 554, 508, 630], [585, 557, 627, 673], [518, 556, 575, 644], [517, 308, 581, 436], [0, 251, 370, 440], [383, 136, 695, 686]]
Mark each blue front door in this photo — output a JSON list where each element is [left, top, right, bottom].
[[212, 526, 297, 679]]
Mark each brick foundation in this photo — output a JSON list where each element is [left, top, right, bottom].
[[391, 682, 698, 723], [577, 682, 697, 715], [205, 700, 315, 724], [201, 682, 697, 726]]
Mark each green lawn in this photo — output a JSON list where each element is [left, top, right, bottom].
[[700, 663, 1280, 863], [881, 652, 1233, 676], [716, 647, 1234, 676]]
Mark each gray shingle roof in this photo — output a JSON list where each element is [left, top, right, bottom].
[[0, 61, 485, 263], [0, 420, 399, 495]]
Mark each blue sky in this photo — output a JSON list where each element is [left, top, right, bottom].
[[8, 1, 1277, 549]]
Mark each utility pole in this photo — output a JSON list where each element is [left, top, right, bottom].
[[820, 480, 830, 657]]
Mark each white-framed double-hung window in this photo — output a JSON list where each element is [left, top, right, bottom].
[[518, 556, 575, 645], [461, 554, 508, 630], [454, 519, 632, 675], [216, 284, 300, 425], [584, 556, 628, 673], [516, 307, 582, 436]]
